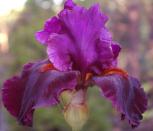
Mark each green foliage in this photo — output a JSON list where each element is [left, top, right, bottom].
[[9, 0, 54, 72], [84, 87, 112, 131]]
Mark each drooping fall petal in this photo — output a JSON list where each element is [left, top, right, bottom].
[[2, 60, 79, 126], [92, 69, 147, 128]]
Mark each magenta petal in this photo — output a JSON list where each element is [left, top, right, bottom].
[[2, 76, 26, 118], [35, 17, 62, 45], [46, 3, 116, 72], [2, 60, 79, 126], [2, 63, 34, 126], [35, 31, 50, 45], [111, 43, 121, 59], [47, 34, 74, 71], [35, 0, 121, 73], [100, 28, 112, 41], [93, 74, 147, 128], [64, 0, 76, 9], [95, 40, 113, 62]]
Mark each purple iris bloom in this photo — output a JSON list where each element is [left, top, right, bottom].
[[2, 0, 147, 129]]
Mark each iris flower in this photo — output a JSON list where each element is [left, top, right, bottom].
[[2, 0, 147, 130]]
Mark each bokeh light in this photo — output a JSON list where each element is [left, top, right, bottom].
[[53, 0, 63, 5], [0, 0, 27, 16]]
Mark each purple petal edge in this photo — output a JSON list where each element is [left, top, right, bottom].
[[2, 60, 79, 126], [93, 73, 147, 128]]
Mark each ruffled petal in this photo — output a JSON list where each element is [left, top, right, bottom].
[[47, 34, 74, 71], [35, 17, 62, 45], [2, 60, 79, 126], [64, 0, 76, 10], [35, 0, 120, 72], [100, 27, 112, 41], [92, 69, 147, 128], [46, 3, 118, 72], [2, 63, 34, 126]]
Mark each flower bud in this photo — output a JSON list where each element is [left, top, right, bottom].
[[62, 90, 88, 131]]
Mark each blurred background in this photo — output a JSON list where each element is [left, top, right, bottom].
[[0, 0, 153, 131]]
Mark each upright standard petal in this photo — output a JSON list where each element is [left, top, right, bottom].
[[36, 1, 120, 72], [92, 69, 147, 128], [2, 60, 79, 126], [64, 0, 76, 10]]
